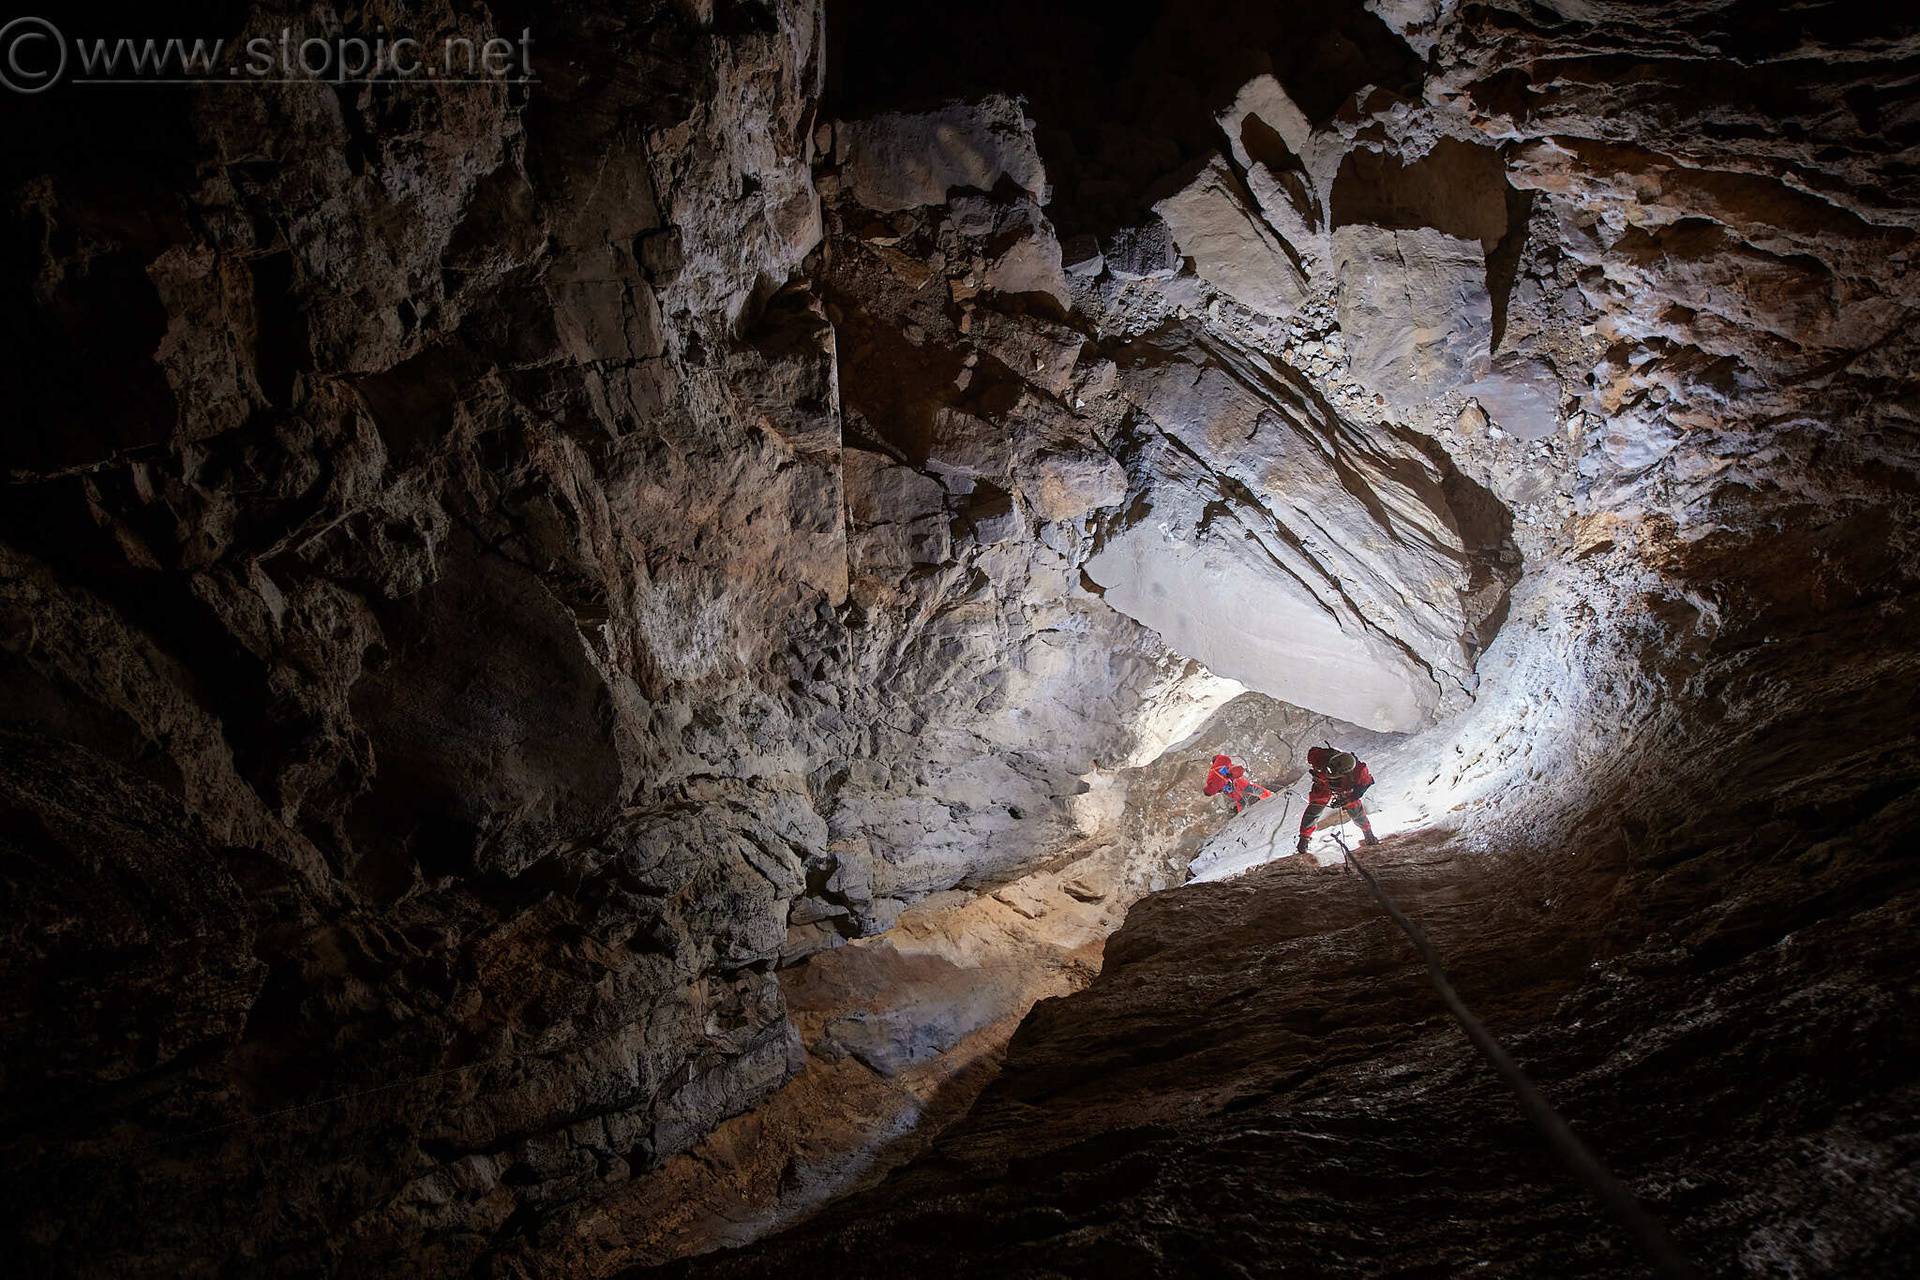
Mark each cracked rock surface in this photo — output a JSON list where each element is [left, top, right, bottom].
[[3, 0, 1919, 1276]]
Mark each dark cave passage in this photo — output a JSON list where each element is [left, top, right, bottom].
[[2, 2, 1919, 1278]]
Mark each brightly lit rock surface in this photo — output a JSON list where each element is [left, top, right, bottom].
[[1083, 339, 1513, 732], [6, 0, 1920, 1276]]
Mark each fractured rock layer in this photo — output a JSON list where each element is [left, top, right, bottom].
[[668, 0, 1920, 1273], [2, 0, 1917, 1275]]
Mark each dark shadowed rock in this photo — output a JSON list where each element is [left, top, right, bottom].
[[3, 0, 1919, 1276]]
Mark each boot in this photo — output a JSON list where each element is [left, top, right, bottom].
[[1295, 835, 1310, 855], [1359, 830, 1379, 847]]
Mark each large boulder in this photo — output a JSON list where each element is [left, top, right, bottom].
[[1334, 224, 1492, 411], [837, 96, 1049, 213], [1086, 513, 1442, 732], [1155, 158, 1310, 318], [1083, 351, 1516, 734]]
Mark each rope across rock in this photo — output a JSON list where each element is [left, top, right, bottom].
[[1333, 832, 1698, 1280]]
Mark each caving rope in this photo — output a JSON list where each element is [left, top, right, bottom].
[[1331, 832, 1699, 1280], [1264, 797, 1294, 858]]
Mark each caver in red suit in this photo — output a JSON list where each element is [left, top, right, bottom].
[[1298, 746, 1378, 853], [1205, 754, 1270, 813]]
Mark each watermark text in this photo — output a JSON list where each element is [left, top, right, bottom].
[[1, 18, 535, 93]]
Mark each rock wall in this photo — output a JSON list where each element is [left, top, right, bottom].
[[4, 2, 1460, 1271], [3, 0, 1917, 1275], [659, 0, 1920, 1274], [4, 2, 845, 1272]]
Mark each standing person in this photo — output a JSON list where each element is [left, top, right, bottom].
[[1296, 747, 1379, 854]]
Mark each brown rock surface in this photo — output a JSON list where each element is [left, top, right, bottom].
[[4, 3, 843, 1273], [660, 600, 1920, 1275], [2, 0, 1918, 1276]]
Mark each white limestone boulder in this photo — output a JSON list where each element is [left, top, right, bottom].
[[1083, 351, 1515, 733]]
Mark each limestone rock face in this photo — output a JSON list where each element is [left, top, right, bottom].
[[836, 96, 1050, 213], [815, 154, 1225, 923], [5, 0, 1920, 1275], [4, 3, 844, 1273], [1334, 224, 1493, 411], [1155, 158, 1309, 318]]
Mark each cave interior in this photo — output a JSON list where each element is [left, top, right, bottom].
[[2, 1, 1918, 1277]]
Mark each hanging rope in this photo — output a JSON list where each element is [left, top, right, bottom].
[[1264, 797, 1294, 860], [1335, 835, 1699, 1280]]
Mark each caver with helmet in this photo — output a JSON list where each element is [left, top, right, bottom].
[[1204, 753, 1272, 813], [1297, 745, 1379, 855]]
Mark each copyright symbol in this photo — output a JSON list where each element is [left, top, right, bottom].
[[0, 17, 67, 94]]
